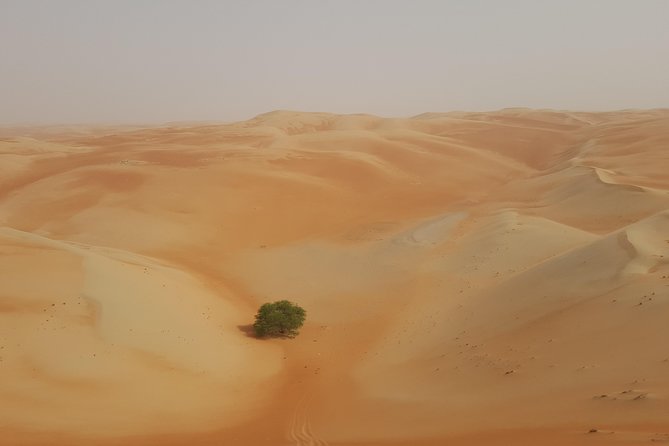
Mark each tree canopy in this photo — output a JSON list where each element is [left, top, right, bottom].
[[253, 300, 306, 338]]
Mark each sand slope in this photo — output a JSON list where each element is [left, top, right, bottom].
[[0, 228, 281, 442], [1, 109, 668, 445]]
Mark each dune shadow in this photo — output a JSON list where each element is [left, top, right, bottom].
[[237, 324, 258, 338]]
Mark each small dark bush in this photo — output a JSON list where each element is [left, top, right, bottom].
[[253, 300, 306, 338]]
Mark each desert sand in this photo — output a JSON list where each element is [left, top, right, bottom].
[[1, 109, 668, 445]]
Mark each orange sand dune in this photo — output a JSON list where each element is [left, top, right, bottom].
[[1, 109, 669, 445]]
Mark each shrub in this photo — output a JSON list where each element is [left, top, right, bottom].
[[253, 300, 306, 338]]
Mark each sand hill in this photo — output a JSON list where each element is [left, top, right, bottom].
[[1, 109, 668, 445]]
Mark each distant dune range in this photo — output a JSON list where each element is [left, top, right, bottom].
[[1, 109, 668, 445]]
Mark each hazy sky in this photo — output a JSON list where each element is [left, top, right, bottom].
[[1, 0, 668, 124]]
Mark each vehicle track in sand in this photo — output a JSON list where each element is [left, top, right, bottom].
[[287, 395, 329, 446]]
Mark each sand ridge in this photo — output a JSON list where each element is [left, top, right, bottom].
[[1, 109, 669, 445]]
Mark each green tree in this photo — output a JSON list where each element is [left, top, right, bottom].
[[253, 300, 306, 338]]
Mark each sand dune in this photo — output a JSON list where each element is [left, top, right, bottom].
[[1, 109, 668, 445], [0, 228, 281, 441]]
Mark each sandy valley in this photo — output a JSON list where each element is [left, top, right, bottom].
[[1, 109, 669, 445]]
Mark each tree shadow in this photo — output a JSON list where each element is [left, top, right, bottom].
[[237, 324, 258, 338]]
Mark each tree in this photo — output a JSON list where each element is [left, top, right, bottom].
[[253, 300, 306, 338]]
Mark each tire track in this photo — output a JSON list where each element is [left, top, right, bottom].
[[287, 395, 329, 446]]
